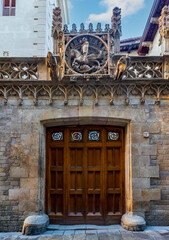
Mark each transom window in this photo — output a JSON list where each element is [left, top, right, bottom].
[[3, 0, 16, 16]]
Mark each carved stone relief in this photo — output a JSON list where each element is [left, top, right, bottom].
[[0, 62, 38, 80], [159, 5, 169, 40], [64, 34, 109, 75]]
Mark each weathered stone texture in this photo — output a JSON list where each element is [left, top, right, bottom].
[[0, 96, 169, 231]]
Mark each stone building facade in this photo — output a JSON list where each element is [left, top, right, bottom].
[[0, 0, 169, 233], [0, 0, 69, 57]]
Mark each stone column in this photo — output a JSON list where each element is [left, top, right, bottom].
[[121, 123, 146, 231]]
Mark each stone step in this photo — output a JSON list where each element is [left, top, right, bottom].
[[47, 224, 121, 231]]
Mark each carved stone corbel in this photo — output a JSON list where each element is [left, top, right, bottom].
[[142, 41, 153, 51], [150, 17, 159, 24]]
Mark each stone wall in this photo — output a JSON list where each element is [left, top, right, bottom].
[[0, 94, 169, 231]]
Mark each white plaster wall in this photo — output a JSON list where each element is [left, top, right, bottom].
[[148, 30, 164, 56], [0, 0, 68, 58], [45, 0, 56, 57], [0, 0, 36, 57], [121, 50, 138, 56]]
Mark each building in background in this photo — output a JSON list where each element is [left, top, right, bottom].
[[138, 0, 169, 56], [0, 0, 69, 57], [120, 37, 141, 56], [120, 0, 169, 57]]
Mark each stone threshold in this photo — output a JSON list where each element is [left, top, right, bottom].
[[47, 224, 121, 231]]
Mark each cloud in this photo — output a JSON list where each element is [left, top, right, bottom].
[[88, 0, 144, 23]]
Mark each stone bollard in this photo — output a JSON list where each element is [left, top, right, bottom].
[[121, 213, 146, 231], [22, 214, 49, 235]]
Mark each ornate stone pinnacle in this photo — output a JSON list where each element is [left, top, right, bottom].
[[111, 7, 122, 37], [52, 7, 63, 35]]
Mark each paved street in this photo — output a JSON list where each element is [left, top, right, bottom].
[[1, 226, 169, 240]]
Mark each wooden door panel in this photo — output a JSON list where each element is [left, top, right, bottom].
[[68, 147, 84, 218], [49, 147, 64, 219], [46, 126, 125, 225], [87, 147, 103, 223]]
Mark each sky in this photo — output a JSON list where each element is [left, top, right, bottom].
[[67, 0, 154, 40]]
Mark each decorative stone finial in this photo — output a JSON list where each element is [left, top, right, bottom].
[[88, 23, 94, 32], [105, 24, 110, 32], [70, 23, 77, 33], [96, 23, 102, 33], [80, 23, 86, 33], [63, 24, 69, 33]]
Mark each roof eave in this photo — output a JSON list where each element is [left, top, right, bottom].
[[138, 0, 169, 55]]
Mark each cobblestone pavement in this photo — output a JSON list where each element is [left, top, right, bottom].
[[1, 226, 169, 240]]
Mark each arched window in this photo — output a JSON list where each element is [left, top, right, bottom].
[[3, 0, 16, 16]]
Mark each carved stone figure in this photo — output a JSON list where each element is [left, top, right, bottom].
[[47, 52, 57, 79], [81, 37, 89, 58], [115, 55, 129, 80], [159, 6, 169, 47]]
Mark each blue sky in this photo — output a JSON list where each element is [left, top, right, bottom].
[[68, 0, 154, 40]]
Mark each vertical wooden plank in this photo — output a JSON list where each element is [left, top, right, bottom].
[[64, 127, 68, 223], [84, 127, 87, 223]]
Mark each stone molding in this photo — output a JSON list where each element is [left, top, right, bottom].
[[0, 81, 169, 106]]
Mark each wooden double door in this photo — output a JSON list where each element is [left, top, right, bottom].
[[46, 126, 125, 225]]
